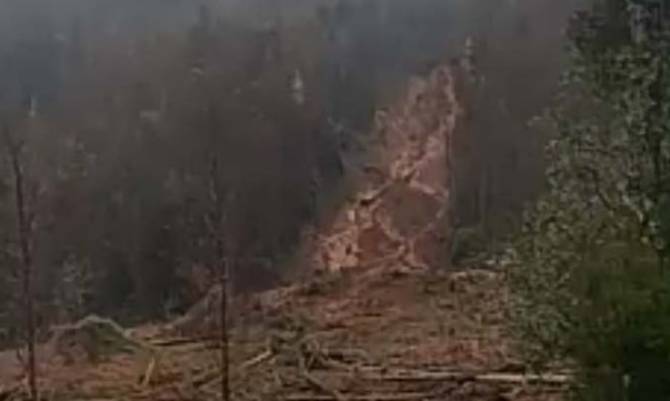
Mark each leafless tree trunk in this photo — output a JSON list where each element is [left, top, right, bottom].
[[209, 188, 231, 401], [218, 249, 230, 401], [206, 141, 232, 401], [4, 126, 37, 401]]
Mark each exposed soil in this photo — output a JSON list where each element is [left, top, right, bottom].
[[307, 65, 458, 275], [0, 267, 567, 401]]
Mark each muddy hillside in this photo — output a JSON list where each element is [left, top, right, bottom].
[[307, 64, 463, 274]]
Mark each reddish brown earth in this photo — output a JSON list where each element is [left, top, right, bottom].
[[308, 66, 457, 276]]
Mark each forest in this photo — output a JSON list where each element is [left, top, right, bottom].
[[0, 0, 574, 337], [1, 1, 669, 401]]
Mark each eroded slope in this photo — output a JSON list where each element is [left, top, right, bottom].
[[310, 65, 459, 274]]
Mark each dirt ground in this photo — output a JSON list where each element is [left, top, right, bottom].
[[0, 267, 566, 401]]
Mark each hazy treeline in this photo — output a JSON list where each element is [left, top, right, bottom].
[[0, 0, 579, 342], [0, 1, 337, 334]]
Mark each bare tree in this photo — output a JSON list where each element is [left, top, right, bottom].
[[3, 124, 37, 401], [203, 103, 234, 401], [208, 175, 233, 401]]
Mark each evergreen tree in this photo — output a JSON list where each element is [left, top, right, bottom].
[[510, 1, 670, 400]]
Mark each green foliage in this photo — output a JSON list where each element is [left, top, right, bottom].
[[509, 2, 670, 400], [570, 258, 670, 401]]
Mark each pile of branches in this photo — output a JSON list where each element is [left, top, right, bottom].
[[151, 317, 571, 401]]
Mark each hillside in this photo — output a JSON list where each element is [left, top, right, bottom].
[[0, 63, 567, 401]]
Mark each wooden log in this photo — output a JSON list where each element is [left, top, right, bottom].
[[475, 372, 569, 385], [141, 356, 157, 387], [365, 370, 569, 385], [320, 366, 570, 387], [150, 336, 217, 347], [240, 350, 274, 370], [307, 364, 570, 386], [283, 393, 430, 401]]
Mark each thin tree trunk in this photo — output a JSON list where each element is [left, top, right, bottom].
[[208, 154, 231, 401], [5, 131, 38, 401], [205, 96, 231, 401], [219, 256, 230, 401], [478, 164, 490, 235]]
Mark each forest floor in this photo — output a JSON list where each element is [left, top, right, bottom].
[[0, 265, 568, 401]]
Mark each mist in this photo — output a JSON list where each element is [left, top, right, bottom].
[[0, 0, 580, 329], [4, 2, 670, 400]]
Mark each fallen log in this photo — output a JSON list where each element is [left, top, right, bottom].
[[306, 362, 570, 386], [283, 370, 569, 401], [192, 370, 219, 388], [473, 372, 569, 385], [283, 393, 429, 401], [141, 356, 157, 387], [318, 348, 370, 363], [150, 336, 218, 348], [312, 365, 570, 388], [240, 349, 274, 370], [363, 370, 569, 386]]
